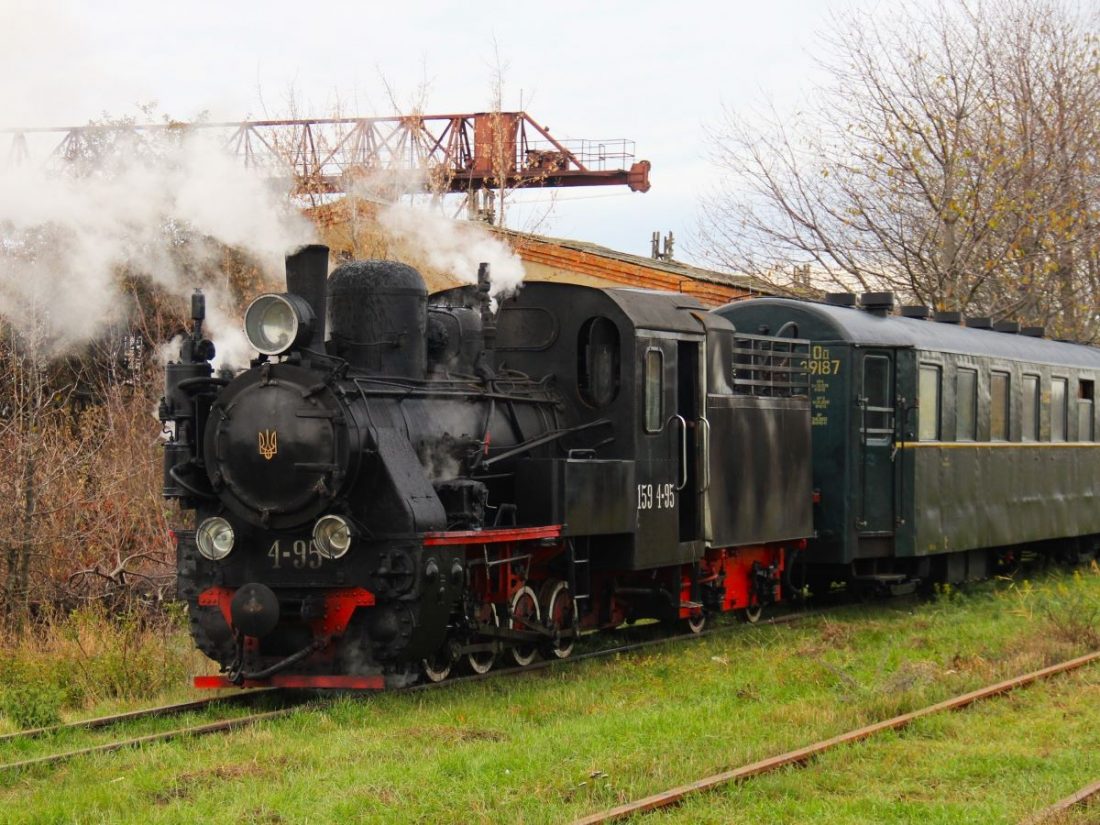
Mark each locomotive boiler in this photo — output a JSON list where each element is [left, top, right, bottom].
[[161, 245, 813, 688]]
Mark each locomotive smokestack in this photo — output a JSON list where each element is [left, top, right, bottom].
[[285, 244, 330, 352], [191, 289, 205, 326], [477, 262, 495, 351], [183, 289, 214, 364], [472, 262, 497, 379]]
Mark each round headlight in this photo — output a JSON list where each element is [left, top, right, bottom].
[[313, 515, 353, 559], [196, 517, 235, 561], [244, 293, 312, 355]]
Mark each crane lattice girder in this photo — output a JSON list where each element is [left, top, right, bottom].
[[2, 112, 651, 196]]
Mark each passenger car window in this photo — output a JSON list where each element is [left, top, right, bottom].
[[644, 349, 663, 432], [956, 368, 977, 441], [862, 355, 893, 444], [1079, 380, 1095, 441], [990, 372, 1010, 441], [1021, 375, 1039, 441], [918, 365, 941, 441], [1051, 378, 1067, 442]]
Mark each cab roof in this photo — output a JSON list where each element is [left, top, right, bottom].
[[503, 281, 713, 336]]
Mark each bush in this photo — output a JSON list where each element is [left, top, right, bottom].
[[1042, 564, 1100, 649], [1, 681, 62, 729], [0, 602, 200, 719]]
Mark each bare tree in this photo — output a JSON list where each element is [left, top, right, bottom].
[[700, 0, 1100, 341], [0, 312, 101, 623], [0, 308, 179, 625]]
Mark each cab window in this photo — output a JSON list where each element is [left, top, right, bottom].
[[577, 317, 620, 408]]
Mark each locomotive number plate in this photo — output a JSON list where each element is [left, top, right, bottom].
[[637, 483, 675, 510], [800, 345, 841, 375], [267, 539, 324, 570]]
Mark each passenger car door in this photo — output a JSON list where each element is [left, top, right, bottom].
[[857, 350, 896, 534]]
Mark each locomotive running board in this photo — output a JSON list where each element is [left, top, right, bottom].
[[194, 674, 385, 690], [422, 524, 563, 546]]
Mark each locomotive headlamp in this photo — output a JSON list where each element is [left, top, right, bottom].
[[244, 293, 314, 356], [196, 517, 235, 561], [313, 514, 354, 559]]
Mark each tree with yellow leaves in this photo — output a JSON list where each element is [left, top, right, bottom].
[[701, 0, 1099, 342]]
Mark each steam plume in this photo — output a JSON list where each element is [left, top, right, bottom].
[[0, 128, 315, 369], [378, 203, 525, 299]]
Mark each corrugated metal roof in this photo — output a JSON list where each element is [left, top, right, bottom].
[[495, 227, 770, 293], [718, 298, 1100, 368]]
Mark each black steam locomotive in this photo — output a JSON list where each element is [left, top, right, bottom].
[[162, 245, 1100, 689], [161, 246, 811, 688]]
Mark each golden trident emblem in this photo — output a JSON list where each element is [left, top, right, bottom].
[[258, 430, 278, 460]]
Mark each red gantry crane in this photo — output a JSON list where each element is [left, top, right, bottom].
[[3, 112, 651, 208]]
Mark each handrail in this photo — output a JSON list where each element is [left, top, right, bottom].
[[670, 415, 688, 491], [698, 416, 711, 493]]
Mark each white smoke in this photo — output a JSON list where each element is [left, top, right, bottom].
[[422, 450, 461, 483], [202, 296, 256, 373], [157, 335, 186, 368], [0, 128, 314, 370], [378, 204, 525, 299], [344, 165, 428, 207]]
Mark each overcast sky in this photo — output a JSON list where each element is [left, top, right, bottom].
[[2, 0, 895, 265]]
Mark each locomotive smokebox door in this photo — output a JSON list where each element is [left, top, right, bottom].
[[204, 363, 355, 530]]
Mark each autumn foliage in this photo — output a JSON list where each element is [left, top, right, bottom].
[[0, 254, 268, 628], [702, 0, 1100, 342]]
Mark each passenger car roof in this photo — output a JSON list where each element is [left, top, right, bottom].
[[715, 298, 1100, 369]]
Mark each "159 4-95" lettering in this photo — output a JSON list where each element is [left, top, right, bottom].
[[637, 483, 675, 510]]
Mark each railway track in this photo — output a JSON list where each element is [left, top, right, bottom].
[[1021, 779, 1100, 824], [0, 689, 280, 746], [572, 650, 1100, 824], [0, 609, 812, 775]]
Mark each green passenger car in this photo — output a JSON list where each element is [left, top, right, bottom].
[[716, 294, 1100, 589]]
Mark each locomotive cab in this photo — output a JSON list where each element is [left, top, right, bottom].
[[498, 284, 814, 624]]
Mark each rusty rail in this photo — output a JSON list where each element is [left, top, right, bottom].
[[0, 708, 303, 772], [0, 610, 813, 774], [1020, 779, 1100, 824], [0, 689, 279, 745], [574, 650, 1100, 825], [417, 608, 814, 693]]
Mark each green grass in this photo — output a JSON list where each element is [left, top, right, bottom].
[[1, 566, 1098, 824], [643, 666, 1100, 824], [0, 603, 208, 733]]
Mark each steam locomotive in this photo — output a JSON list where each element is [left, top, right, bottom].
[[161, 246, 811, 688], [161, 245, 1100, 689]]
